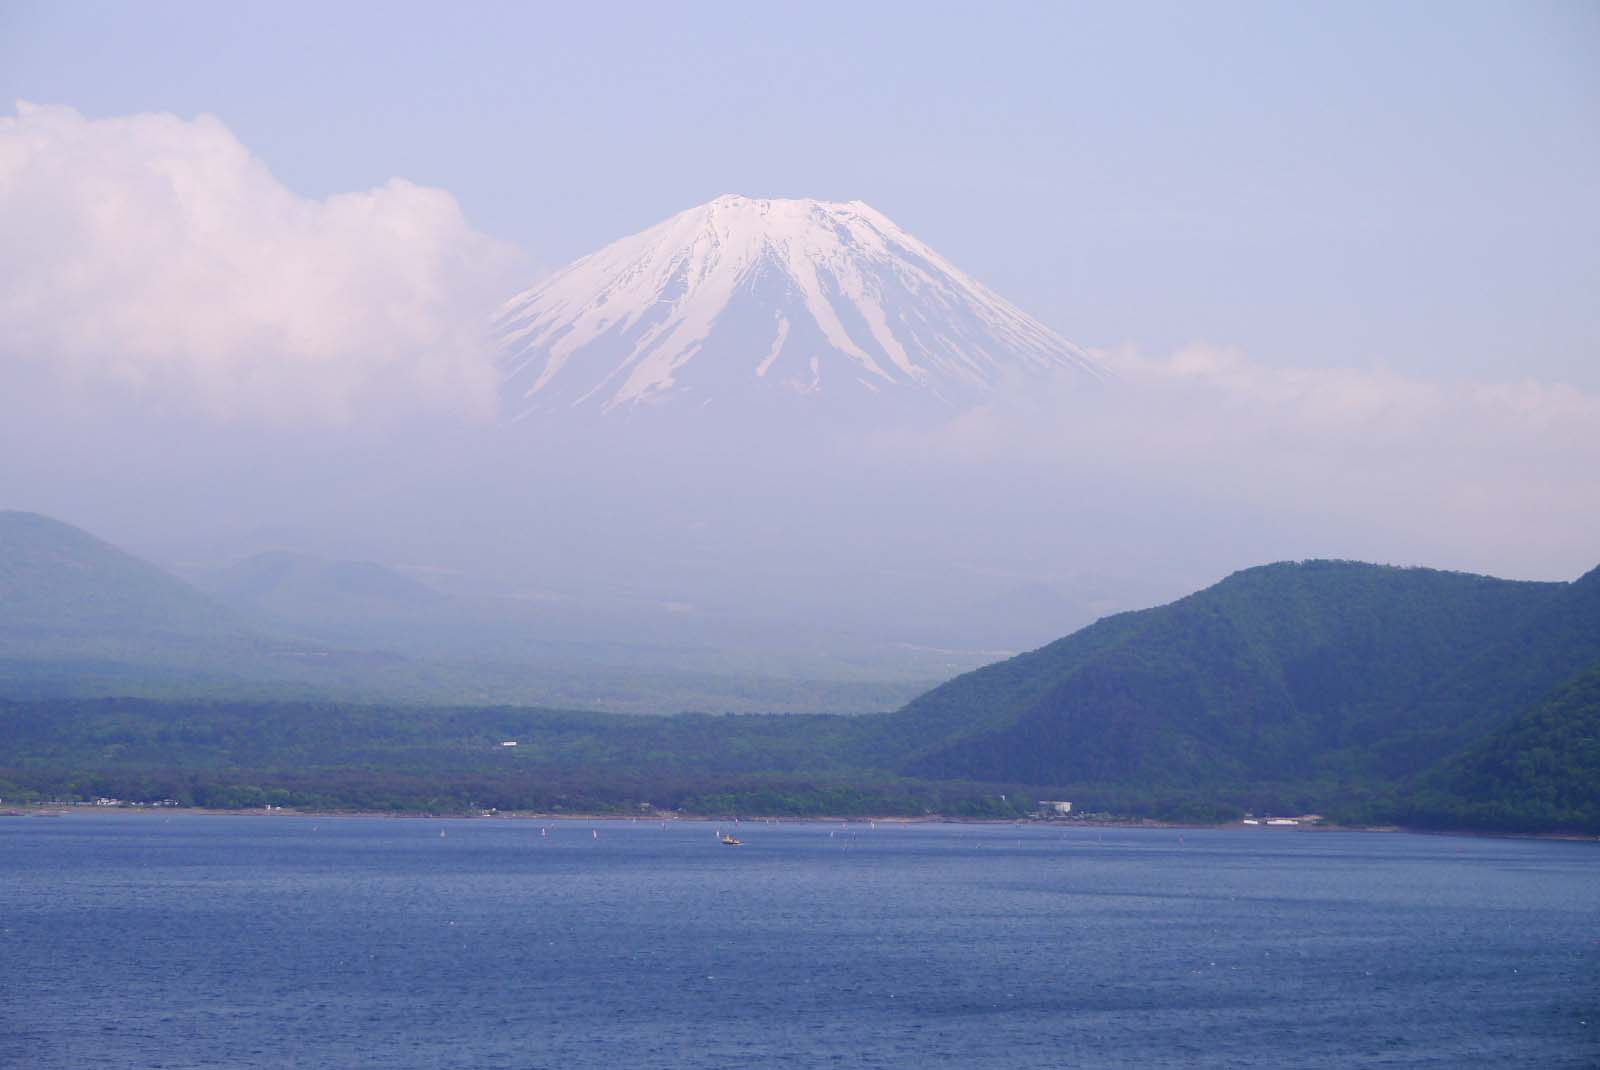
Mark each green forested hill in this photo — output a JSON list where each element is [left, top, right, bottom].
[[1382, 565, 1600, 772], [0, 510, 249, 640], [887, 561, 1600, 793], [0, 512, 928, 714], [1384, 663, 1600, 833]]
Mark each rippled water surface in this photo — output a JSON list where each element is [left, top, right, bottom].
[[3, 814, 1597, 1069]]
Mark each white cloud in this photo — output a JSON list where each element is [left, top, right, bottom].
[[0, 102, 518, 425], [874, 344, 1600, 579]]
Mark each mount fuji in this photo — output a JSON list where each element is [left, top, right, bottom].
[[497, 195, 1100, 420]]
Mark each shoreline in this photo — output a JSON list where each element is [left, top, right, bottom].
[[7, 805, 1594, 841]]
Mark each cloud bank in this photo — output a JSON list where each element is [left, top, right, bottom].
[[0, 102, 517, 424], [886, 345, 1600, 580]]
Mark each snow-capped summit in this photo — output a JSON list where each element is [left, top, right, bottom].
[[498, 194, 1099, 418]]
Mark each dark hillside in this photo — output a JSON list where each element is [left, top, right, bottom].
[[889, 560, 1594, 791], [1386, 663, 1600, 833], [1366, 564, 1600, 773]]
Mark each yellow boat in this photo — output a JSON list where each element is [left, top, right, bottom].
[[719, 833, 742, 846]]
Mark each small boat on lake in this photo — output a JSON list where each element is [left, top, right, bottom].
[[719, 833, 742, 846]]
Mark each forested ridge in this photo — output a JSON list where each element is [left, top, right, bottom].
[[1363, 663, 1600, 833], [890, 562, 1600, 795]]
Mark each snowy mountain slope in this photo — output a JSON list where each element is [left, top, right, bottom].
[[497, 195, 1100, 418]]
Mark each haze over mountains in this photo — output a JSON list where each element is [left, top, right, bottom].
[[462, 194, 1174, 665], [3, 185, 1595, 830], [6, 169, 1593, 689], [0, 510, 942, 714], [141, 193, 1169, 672]]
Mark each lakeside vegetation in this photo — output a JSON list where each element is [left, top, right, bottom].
[[0, 697, 1038, 817]]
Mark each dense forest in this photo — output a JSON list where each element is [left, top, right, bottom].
[[0, 697, 1033, 818], [1358, 664, 1600, 833], [889, 561, 1600, 793]]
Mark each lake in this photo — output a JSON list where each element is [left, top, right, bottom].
[[3, 813, 1596, 1068]]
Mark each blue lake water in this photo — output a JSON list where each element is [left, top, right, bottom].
[[3, 813, 1597, 1069]]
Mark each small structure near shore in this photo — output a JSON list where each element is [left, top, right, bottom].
[[1038, 800, 1073, 816]]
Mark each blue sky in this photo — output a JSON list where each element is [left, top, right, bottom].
[[4, 0, 1596, 385]]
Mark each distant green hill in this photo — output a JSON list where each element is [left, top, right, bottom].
[[0, 510, 415, 698], [1380, 662, 1600, 833], [203, 550, 446, 622], [0, 512, 927, 714], [886, 560, 1600, 796], [0, 510, 250, 641]]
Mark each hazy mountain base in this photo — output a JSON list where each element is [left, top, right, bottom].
[[0, 510, 972, 714], [0, 654, 930, 717]]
